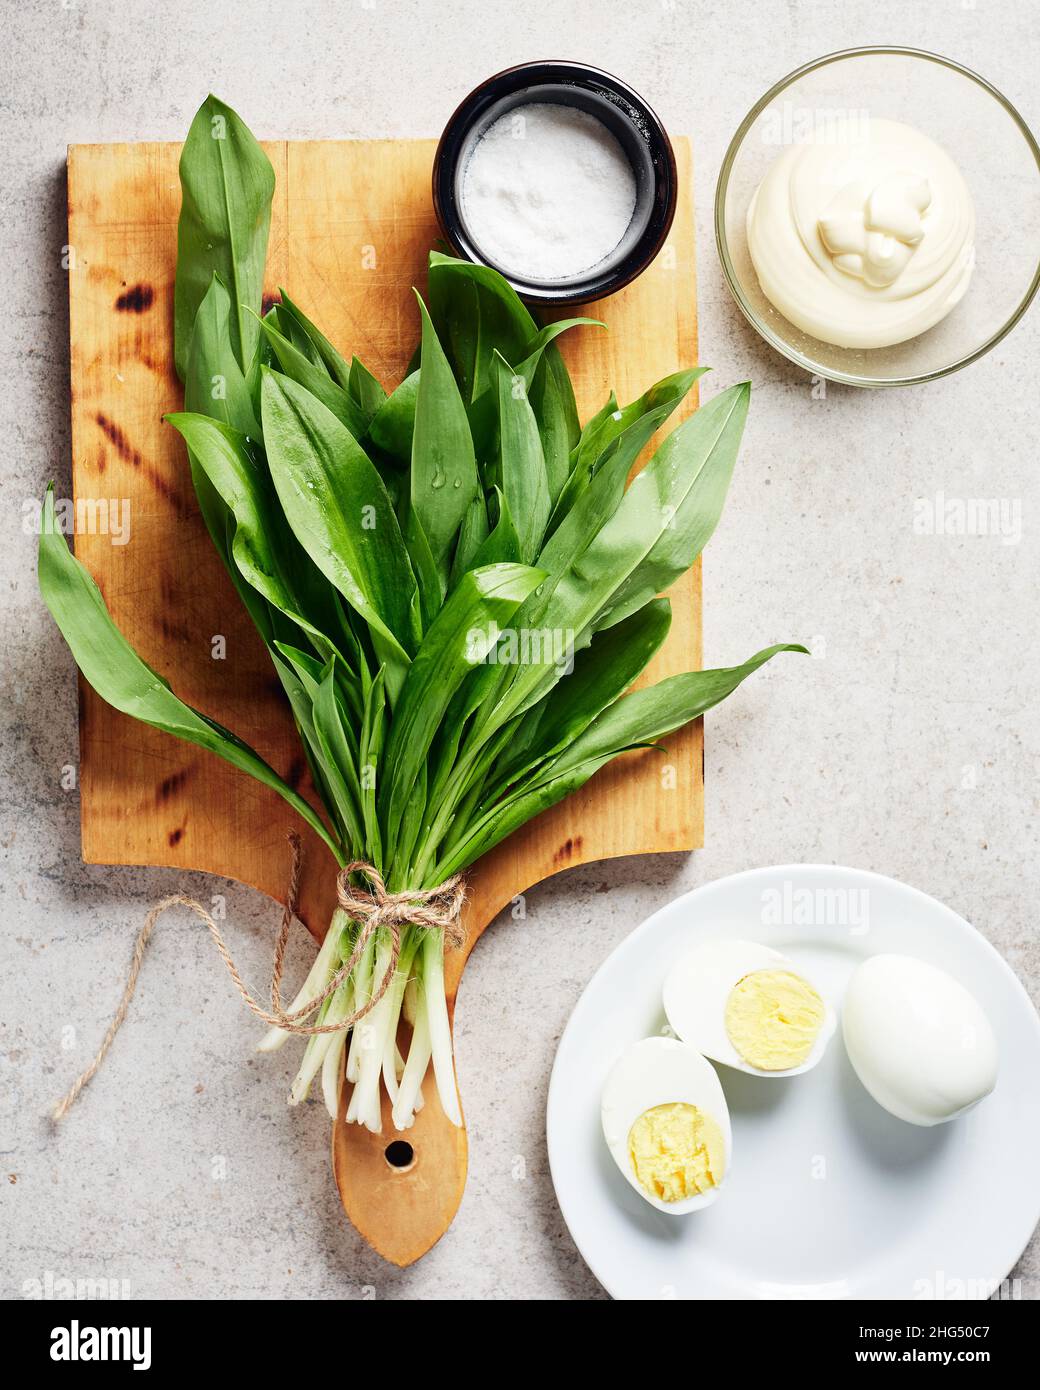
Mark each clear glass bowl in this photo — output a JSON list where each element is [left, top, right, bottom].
[[715, 47, 1040, 387]]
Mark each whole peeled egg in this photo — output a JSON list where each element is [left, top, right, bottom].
[[601, 1036, 731, 1214], [843, 954, 998, 1126]]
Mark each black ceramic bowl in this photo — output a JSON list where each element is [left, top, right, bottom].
[[433, 60, 678, 306]]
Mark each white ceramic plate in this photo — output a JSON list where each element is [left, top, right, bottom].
[[547, 865, 1040, 1300]]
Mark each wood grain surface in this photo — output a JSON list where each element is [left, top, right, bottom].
[[67, 136, 700, 1263]]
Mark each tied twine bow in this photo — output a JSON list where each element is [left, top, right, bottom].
[[51, 834, 466, 1122]]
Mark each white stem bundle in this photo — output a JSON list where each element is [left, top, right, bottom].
[[276, 916, 460, 1130]]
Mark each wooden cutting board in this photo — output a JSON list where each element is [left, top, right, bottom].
[[67, 135, 701, 1265]]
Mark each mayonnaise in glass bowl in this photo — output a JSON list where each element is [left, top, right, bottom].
[[715, 47, 1040, 386], [746, 118, 976, 350]]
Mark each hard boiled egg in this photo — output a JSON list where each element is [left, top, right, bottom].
[[664, 938, 836, 1076], [843, 954, 998, 1126], [601, 1036, 731, 1214]]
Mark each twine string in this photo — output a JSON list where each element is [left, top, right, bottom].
[[51, 836, 466, 1122]]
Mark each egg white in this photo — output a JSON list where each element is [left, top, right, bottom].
[[600, 1036, 732, 1214], [663, 938, 836, 1077]]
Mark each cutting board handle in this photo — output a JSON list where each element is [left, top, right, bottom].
[[331, 1014, 468, 1268], [329, 859, 514, 1264], [328, 841, 586, 1263]]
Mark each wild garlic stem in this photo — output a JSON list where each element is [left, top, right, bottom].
[[256, 908, 349, 1054], [320, 977, 354, 1119], [422, 929, 462, 1126], [344, 932, 375, 1086], [289, 994, 334, 1105], [350, 930, 397, 1133], [393, 983, 431, 1131]]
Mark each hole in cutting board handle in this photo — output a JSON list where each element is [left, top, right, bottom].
[[384, 1140, 415, 1171]]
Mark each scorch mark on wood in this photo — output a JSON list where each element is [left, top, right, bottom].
[[554, 834, 584, 864], [95, 412, 141, 466], [115, 283, 154, 313], [156, 769, 190, 803], [94, 413, 192, 518]]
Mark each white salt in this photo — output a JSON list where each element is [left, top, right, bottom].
[[460, 102, 638, 282]]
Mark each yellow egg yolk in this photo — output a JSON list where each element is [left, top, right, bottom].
[[724, 968, 825, 1070], [627, 1102, 726, 1202]]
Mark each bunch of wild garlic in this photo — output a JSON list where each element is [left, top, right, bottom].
[[40, 96, 804, 1133]]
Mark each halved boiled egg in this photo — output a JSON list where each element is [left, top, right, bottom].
[[601, 1036, 731, 1214], [664, 938, 836, 1076]]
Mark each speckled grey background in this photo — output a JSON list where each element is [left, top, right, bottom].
[[2, 0, 1038, 1301]]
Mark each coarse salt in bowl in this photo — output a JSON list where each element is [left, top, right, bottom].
[[434, 60, 678, 306]]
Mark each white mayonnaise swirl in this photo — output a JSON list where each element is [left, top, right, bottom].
[[746, 117, 975, 349]]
